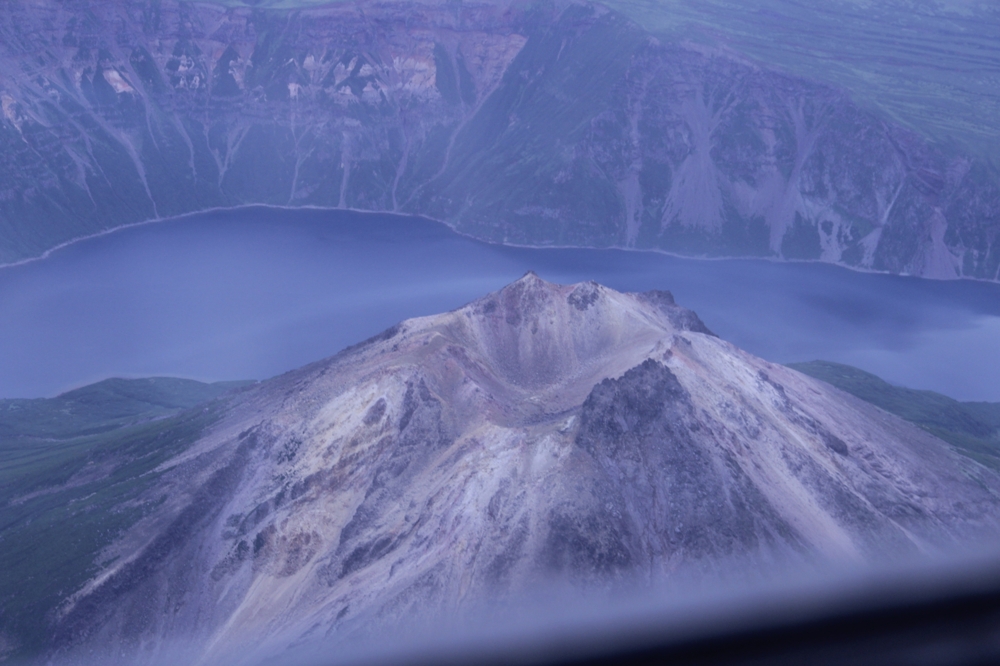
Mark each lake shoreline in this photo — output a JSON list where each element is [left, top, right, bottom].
[[2, 203, 995, 287], [2, 206, 998, 401]]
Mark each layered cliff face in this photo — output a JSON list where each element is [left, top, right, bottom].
[[43, 274, 1000, 663], [1, 0, 998, 279]]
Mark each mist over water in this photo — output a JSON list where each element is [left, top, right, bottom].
[[1, 206, 998, 401]]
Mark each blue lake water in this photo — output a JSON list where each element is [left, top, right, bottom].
[[1, 206, 999, 401]]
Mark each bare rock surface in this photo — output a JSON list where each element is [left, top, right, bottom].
[[50, 274, 1000, 663]]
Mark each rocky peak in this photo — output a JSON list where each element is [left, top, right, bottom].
[[40, 278, 1000, 664], [455, 273, 704, 391]]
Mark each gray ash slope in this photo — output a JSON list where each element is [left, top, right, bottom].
[[1, 0, 998, 279], [45, 274, 1000, 663]]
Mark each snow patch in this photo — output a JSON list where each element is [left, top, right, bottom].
[[0, 94, 20, 128], [392, 55, 436, 96], [102, 69, 134, 94]]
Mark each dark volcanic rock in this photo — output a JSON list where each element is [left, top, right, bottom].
[[577, 359, 803, 567]]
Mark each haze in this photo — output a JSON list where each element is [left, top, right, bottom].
[[2, 207, 999, 402]]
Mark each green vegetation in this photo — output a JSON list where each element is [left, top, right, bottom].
[[0, 378, 250, 659], [606, 0, 1000, 162], [202, 0, 1000, 161], [788, 361, 1000, 469], [0, 377, 249, 441]]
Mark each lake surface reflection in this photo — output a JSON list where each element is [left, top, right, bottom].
[[2, 207, 998, 401]]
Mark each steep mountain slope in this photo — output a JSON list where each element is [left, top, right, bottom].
[[34, 274, 1000, 664], [0, 378, 253, 662], [789, 361, 1000, 471], [0, 0, 998, 279]]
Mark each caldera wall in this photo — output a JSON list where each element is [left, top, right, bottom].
[[1, 0, 998, 279]]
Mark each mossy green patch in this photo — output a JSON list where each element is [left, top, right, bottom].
[[0, 377, 250, 442], [0, 378, 249, 660], [606, 0, 1000, 163], [788, 360, 1000, 469]]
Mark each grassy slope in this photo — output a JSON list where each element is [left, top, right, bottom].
[[611, 0, 1000, 162], [209, 0, 1000, 162], [0, 377, 249, 440], [789, 360, 1000, 470], [0, 378, 251, 660]]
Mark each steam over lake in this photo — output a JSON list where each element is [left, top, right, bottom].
[[2, 206, 999, 401]]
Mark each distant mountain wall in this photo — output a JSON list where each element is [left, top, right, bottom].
[[0, 0, 998, 280]]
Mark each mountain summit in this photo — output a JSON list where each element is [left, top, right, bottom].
[[50, 275, 1000, 662]]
